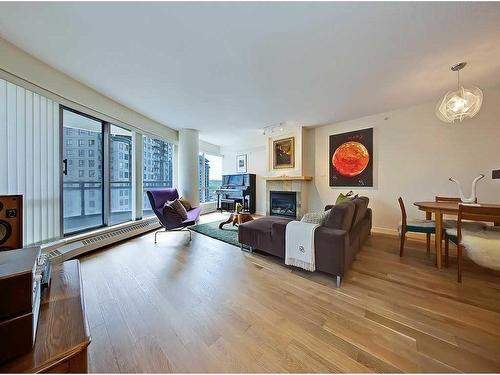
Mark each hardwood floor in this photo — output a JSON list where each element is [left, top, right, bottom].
[[80, 214, 500, 373]]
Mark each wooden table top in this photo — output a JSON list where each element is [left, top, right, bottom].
[[414, 201, 500, 213], [0, 260, 91, 373]]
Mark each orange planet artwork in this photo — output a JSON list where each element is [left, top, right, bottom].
[[332, 141, 370, 177]]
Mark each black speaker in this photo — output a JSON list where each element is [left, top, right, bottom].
[[0, 195, 23, 251]]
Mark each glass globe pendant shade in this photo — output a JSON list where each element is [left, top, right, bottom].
[[435, 62, 483, 123], [435, 86, 483, 123]]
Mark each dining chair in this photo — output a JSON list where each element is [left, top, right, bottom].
[[398, 197, 436, 257], [451, 204, 500, 282], [437, 197, 485, 267], [435, 196, 462, 266]]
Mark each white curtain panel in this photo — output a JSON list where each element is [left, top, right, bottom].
[[0, 78, 61, 245]]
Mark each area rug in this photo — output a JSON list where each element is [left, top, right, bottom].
[[190, 221, 240, 247]]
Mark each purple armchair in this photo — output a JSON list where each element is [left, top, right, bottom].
[[146, 188, 201, 242]]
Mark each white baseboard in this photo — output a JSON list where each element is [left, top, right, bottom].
[[371, 226, 427, 242]]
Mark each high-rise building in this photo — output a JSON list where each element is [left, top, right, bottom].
[[63, 127, 103, 219], [142, 136, 174, 212], [63, 129, 174, 219], [199, 155, 210, 202]]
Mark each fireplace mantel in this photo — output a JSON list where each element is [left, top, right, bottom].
[[264, 175, 313, 182]]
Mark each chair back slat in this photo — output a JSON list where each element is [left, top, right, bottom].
[[458, 204, 500, 223], [398, 197, 407, 228], [435, 196, 461, 202], [435, 196, 477, 203]]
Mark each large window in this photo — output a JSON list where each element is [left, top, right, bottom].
[[62, 109, 104, 234], [142, 135, 174, 217], [110, 125, 133, 225], [199, 153, 222, 203], [62, 107, 177, 234]]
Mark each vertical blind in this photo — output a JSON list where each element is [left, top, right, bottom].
[[0, 78, 61, 245]]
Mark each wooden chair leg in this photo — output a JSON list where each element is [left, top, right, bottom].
[[444, 235, 449, 268], [399, 231, 406, 257], [457, 243, 463, 283], [426, 233, 431, 256]]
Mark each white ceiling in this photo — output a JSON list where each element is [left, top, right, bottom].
[[1, 2, 500, 146]]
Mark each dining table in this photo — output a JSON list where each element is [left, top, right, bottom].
[[414, 201, 500, 269]]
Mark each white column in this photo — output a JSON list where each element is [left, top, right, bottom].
[[178, 129, 199, 206]]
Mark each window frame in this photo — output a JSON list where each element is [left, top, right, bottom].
[[199, 152, 222, 204], [60, 105, 178, 236], [60, 106, 106, 236]]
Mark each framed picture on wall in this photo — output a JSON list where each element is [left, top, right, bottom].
[[273, 136, 295, 169], [329, 128, 373, 187], [236, 154, 247, 173]]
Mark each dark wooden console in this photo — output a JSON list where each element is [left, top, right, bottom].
[[0, 260, 91, 373]]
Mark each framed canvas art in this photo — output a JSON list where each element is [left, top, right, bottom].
[[273, 137, 295, 169], [329, 128, 373, 187], [236, 154, 247, 173]]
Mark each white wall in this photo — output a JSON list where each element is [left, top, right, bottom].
[[221, 145, 267, 214], [200, 140, 221, 156], [265, 127, 304, 177], [223, 85, 500, 233], [310, 85, 500, 233]]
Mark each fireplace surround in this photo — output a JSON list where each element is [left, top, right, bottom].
[[270, 191, 297, 218]]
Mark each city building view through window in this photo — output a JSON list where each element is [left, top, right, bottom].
[[62, 108, 175, 233], [110, 125, 133, 225], [199, 153, 222, 203], [142, 135, 174, 217], [62, 109, 104, 234]]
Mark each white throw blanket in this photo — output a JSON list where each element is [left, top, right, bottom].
[[461, 227, 500, 271], [285, 220, 319, 272]]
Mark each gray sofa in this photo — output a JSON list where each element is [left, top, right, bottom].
[[238, 197, 372, 287]]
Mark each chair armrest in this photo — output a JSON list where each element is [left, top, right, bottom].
[[315, 227, 349, 248], [314, 227, 350, 276]]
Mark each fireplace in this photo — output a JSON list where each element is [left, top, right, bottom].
[[270, 191, 297, 218]]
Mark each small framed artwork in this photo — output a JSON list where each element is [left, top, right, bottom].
[[329, 127, 373, 187], [273, 137, 295, 169], [236, 154, 247, 173]]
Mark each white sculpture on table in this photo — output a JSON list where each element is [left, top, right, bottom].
[[449, 174, 485, 203]]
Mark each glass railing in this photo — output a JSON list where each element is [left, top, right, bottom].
[[63, 179, 173, 232]]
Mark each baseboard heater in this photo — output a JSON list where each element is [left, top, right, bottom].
[[44, 217, 161, 263]]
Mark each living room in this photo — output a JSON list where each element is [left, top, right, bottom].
[[1, 2, 500, 374]]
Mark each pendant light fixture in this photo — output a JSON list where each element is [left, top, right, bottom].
[[435, 62, 483, 123]]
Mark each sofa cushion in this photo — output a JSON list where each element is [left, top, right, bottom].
[[351, 197, 369, 228], [301, 210, 330, 225], [324, 201, 355, 231], [168, 198, 188, 220], [162, 203, 183, 224], [238, 216, 291, 258], [179, 196, 192, 211]]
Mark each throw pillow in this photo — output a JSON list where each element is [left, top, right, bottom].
[[301, 210, 330, 226], [168, 199, 188, 220], [162, 203, 183, 223], [335, 192, 358, 205], [178, 197, 192, 211]]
